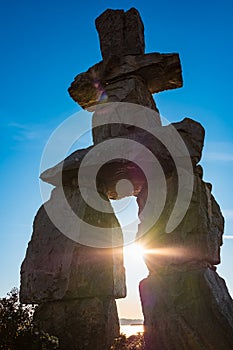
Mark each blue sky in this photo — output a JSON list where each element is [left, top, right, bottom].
[[1, 0, 233, 318]]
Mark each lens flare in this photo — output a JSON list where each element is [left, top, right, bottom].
[[124, 242, 145, 259]]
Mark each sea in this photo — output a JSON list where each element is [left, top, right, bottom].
[[120, 324, 144, 337]]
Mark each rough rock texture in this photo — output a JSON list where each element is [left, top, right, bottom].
[[34, 297, 119, 350], [91, 101, 161, 144], [68, 53, 182, 110], [41, 115, 204, 191], [103, 76, 158, 109], [140, 267, 233, 350], [21, 186, 126, 303], [137, 172, 224, 268], [173, 117, 205, 165], [21, 7, 233, 350], [95, 8, 145, 59]]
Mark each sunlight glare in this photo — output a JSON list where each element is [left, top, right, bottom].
[[111, 196, 148, 319], [117, 241, 148, 319], [124, 242, 145, 260]]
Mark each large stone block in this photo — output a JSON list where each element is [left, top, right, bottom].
[[40, 115, 204, 206], [20, 186, 126, 303], [92, 100, 160, 145], [173, 117, 205, 165], [34, 297, 119, 350], [95, 8, 145, 60], [68, 53, 182, 110], [137, 172, 224, 268], [140, 267, 233, 350]]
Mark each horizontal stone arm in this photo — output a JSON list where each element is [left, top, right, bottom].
[[68, 53, 182, 109]]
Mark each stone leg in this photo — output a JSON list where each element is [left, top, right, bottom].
[[34, 297, 119, 350], [140, 267, 233, 350], [20, 186, 126, 303], [136, 154, 233, 349], [20, 186, 126, 349]]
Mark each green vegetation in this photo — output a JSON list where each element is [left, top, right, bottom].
[[0, 288, 59, 350]]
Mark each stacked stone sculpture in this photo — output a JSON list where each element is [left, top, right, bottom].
[[20, 8, 233, 350]]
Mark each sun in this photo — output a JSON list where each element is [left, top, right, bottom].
[[123, 242, 145, 260], [117, 241, 148, 319]]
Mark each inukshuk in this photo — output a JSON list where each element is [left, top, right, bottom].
[[20, 8, 233, 350]]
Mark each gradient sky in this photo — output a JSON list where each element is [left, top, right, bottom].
[[1, 0, 233, 319]]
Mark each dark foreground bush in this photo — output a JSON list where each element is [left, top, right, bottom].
[[0, 288, 59, 350], [111, 333, 145, 350]]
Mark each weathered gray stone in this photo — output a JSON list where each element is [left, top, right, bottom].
[[20, 186, 126, 303], [173, 117, 205, 165], [137, 173, 224, 268], [34, 297, 119, 350], [41, 115, 204, 188], [104, 76, 158, 109], [68, 53, 182, 110], [21, 6, 233, 350], [140, 267, 233, 350], [100, 53, 183, 94], [95, 8, 145, 59]]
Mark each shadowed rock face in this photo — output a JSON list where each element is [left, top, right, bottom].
[[95, 8, 145, 59], [20, 7, 233, 350], [34, 297, 119, 350], [68, 8, 182, 112], [20, 188, 126, 303], [40, 117, 204, 189], [140, 268, 233, 350], [68, 53, 182, 110]]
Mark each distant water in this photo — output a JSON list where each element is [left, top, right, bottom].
[[120, 324, 144, 337]]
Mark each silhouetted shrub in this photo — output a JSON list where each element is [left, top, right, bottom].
[[0, 288, 59, 350]]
